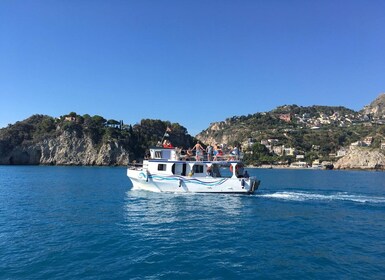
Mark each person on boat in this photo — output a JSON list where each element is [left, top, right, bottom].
[[213, 144, 221, 161], [185, 148, 193, 161], [206, 165, 213, 176], [213, 146, 218, 161], [243, 170, 250, 178], [163, 139, 174, 148], [192, 141, 205, 161], [206, 144, 213, 161], [216, 148, 223, 159], [231, 146, 240, 160], [175, 147, 183, 160]]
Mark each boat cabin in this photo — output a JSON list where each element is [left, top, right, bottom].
[[143, 147, 245, 179]]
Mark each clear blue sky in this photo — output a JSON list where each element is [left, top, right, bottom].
[[1, 0, 384, 135]]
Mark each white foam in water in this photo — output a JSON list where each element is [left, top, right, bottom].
[[260, 191, 385, 204]]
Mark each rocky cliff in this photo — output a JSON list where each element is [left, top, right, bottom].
[[361, 93, 385, 118], [0, 130, 129, 166], [0, 113, 195, 165], [334, 146, 385, 170]]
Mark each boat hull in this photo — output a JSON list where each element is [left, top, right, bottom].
[[127, 169, 259, 194]]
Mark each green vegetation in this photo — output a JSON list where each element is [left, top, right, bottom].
[[1, 103, 384, 166], [199, 105, 385, 165], [0, 113, 195, 161]]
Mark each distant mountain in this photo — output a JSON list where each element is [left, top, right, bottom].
[[361, 93, 385, 118]]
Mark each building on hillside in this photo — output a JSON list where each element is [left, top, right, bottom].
[[331, 112, 340, 120], [312, 145, 320, 150], [290, 161, 308, 168], [302, 113, 311, 120], [319, 114, 331, 124], [273, 146, 283, 156], [105, 120, 123, 129], [350, 141, 365, 148], [363, 137, 373, 146], [64, 116, 76, 122], [247, 138, 256, 148], [283, 146, 296, 156], [336, 148, 347, 157], [312, 159, 321, 166], [268, 139, 279, 145], [379, 140, 385, 150], [279, 114, 291, 123], [363, 136, 373, 146], [260, 140, 269, 146]]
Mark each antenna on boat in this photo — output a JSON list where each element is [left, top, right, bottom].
[[161, 127, 171, 140], [160, 127, 172, 146]]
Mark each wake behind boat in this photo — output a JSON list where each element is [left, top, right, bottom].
[[127, 147, 260, 194]]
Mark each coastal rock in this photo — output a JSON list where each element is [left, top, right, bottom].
[[0, 130, 129, 166], [334, 147, 385, 170]]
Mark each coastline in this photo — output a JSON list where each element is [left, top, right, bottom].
[[248, 164, 385, 171]]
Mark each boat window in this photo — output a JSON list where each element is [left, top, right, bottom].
[[193, 165, 204, 174], [157, 164, 167, 171], [212, 164, 221, 177], [155, 151, 162, 159]]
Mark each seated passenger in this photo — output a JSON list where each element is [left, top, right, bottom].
[[163, 139, 173, 148]]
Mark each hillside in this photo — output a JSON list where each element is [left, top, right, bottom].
[[0, 113, 195, 165], [196, 100, 385, 167], [2, 94, 385, 168]]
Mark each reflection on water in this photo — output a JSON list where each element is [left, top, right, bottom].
[[124, 190, 244, 220], [121, 190, 247, 239]]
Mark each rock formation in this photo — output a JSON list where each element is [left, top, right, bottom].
[[334, 146, 385, 170], [0, 130, 129, 166], [361, 93, 385, 118]]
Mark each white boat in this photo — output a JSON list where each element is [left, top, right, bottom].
[[127, 147, 260, 194]]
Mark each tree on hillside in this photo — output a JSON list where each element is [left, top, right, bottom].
[[244, 143, 275, 166]]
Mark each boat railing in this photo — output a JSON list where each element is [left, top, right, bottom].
[[171, 151, 243, 162], [127, 162, 143, 170]]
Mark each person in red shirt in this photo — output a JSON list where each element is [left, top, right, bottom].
[[163, 139, 173, 148]]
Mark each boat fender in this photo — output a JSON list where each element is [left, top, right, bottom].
[[241, 179, 245, 187], [179, 178, 182, 188], [229, 165, 239, 172]]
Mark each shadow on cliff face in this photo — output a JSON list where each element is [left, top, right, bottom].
[[8, 149, 42, 165]]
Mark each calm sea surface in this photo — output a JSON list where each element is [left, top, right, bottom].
[[1, 166, 385, 279]]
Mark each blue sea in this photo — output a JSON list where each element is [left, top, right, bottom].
[[1, 166, 385, 279]]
